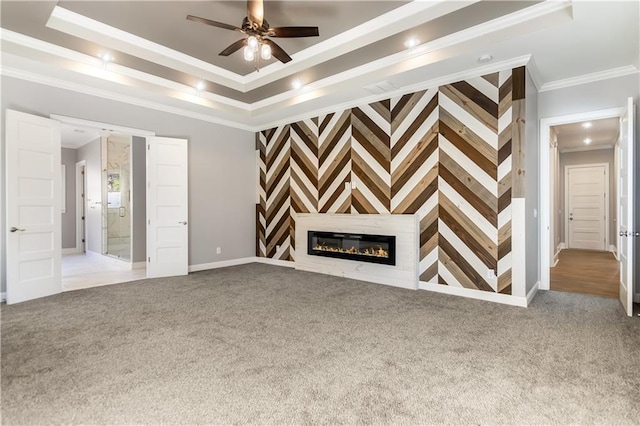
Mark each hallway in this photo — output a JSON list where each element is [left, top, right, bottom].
[[63, 252, 146, 292], [551, 249, 619, 298]]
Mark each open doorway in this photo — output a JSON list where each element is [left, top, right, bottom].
[[59, 120, 150, 291]]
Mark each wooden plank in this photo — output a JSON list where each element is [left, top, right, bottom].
[[512, 99, 526, 198]]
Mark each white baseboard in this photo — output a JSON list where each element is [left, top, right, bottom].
[[188, 257, 257, 273], [62, 247, 80, 254], [526, 281, 540, 306], [418, 281, 528, 307], [609, 245, 619, 260], [1, 292, 6, 303], [132, 261, 146, 270], [558, 242, 566, 250], [254, 257, 296, 268]]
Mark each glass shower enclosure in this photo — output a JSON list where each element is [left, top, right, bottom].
[[102, 134, 132, 261]]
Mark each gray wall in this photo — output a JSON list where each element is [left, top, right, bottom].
[[77, 137, 102, 254], [131, 136, 146, 263], [558, 148, 615, 248], [1, 76, 256, 293], [525, 69, 540, 294], [61, 148, 77, 249], [539, 72, 640, 297]]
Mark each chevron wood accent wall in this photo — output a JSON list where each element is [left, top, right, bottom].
[[289, 118, 319, 260], [319, 110, 351, 214], [351, 101, 391, 214], [256, 67, 526, 295]]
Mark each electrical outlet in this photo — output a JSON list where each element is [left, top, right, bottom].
[[216, 247, 221, 254], [351, 181, 357, 190], [487, 269, 496, 279]]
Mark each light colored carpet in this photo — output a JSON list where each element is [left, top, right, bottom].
[[2, 263, 639, 424]]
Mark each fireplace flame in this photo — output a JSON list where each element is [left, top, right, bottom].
[[313, 243, 389, 258]]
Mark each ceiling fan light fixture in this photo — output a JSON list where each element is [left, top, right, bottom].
[[261, 43, 272, 60], [243, 46, 255, 61], [247, 35, 259, 50]]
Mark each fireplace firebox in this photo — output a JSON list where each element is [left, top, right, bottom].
[[307, 231, 396, 266]]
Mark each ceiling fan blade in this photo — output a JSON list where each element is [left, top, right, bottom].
[[247, 0, 264, 27], [263, 39, 292, 63], [270, 27, 319, 38], [186, 15, 241, 32], [219, 39, 248, 56]]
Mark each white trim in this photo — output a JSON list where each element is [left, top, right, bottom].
[[559, 144, 614, 154], [53, 115, 155, 137], [539, 66, 639, 93], [187, 257, 297, 273], [526, 281, 540, 306], [75, 160, 86, 255], [254, 257, 296, 268], [564, 162, 609, 251], [1, 293, 6, 303], [609, 245, 618, 261], [187, 257, 257, 273], [539, 107, 625, 291], [255, 55, 533, 131], [418, 281, 528, 308], [61, 164, 66, 213], [62, 247, 79, 254], [553, 244, 564, 267], [0, 65, 255, 132]]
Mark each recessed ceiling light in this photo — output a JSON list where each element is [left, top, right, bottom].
[[292, 79, 303, 90], [582, 122, 593, 128], [99, 52, 113, 62], [195, 80, 205, 91], [584, 137, 592, 144], [404, 37, 419, 49], [477, 54, 493, 64]]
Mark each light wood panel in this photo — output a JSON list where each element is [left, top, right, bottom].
[[551, 249, 619, 298]]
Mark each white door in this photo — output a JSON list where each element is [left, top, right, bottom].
[[566, 165, 607, 250], [146, 137, 188, 278], [6, 110, 62, 304], [618, 98, 635, 316]]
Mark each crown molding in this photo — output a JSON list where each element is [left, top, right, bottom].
[[47, 1, 479, 93], [559, 144, 614, 154], [253, 55, 533, 130], [0, 65, 254, 132], [539, 65, 639, 92]]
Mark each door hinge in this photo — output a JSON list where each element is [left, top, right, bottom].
[[148, 144, 150, 151], [82, 239, 85, 243], [148, 257, 151, 262], [148, 219, 150, 225]]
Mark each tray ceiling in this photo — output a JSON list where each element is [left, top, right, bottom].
[[1, 1, 638, 130]]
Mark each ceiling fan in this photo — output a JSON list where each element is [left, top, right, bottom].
[[187, 0, 319, 68]]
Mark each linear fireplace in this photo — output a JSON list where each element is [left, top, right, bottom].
[[307, 231, 396, 266]]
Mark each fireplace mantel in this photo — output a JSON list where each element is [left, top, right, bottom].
[[294, 213, 419, 289]]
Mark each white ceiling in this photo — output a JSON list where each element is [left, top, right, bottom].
[[554, 117, 620, 153], [1, 1, 638, 131]]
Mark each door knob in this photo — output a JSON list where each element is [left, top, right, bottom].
[[620, 231, 628, 237], [10, 227, 25, 233], [179, 221, 188, 225]]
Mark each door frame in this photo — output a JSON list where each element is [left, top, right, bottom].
[[75, 160, 87, 253], [564, 162, 609, 251], [539, 107, 624, 290]]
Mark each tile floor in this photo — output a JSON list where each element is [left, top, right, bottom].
[[62, 252, 146, 291]]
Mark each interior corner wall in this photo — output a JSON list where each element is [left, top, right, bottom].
[[538, 72, 640, 298], [257, 66, 528, 296], [525, 68, 540, 294], [77, 137, 102, 254], [131, 136, 146, 263], [1, 76, 256, 292], [61, 147, 77, 249]]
